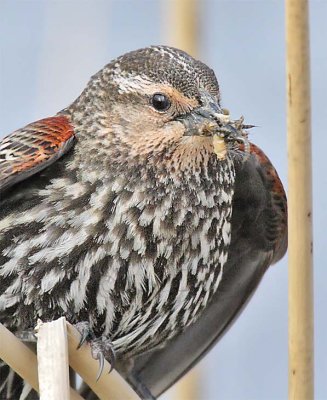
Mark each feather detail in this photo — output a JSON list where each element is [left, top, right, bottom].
[[0, 116, 75, 191]]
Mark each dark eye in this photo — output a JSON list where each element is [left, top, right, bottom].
[[151, 93, 171, 112]]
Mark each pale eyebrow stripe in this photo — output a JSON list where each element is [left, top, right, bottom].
[[111, 73, 199, 110]]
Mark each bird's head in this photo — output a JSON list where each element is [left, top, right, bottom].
[[70, 46, 250, 172]]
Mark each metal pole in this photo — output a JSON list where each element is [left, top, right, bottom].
[[286, 1, 314, 399]]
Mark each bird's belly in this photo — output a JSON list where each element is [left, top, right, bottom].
[[96, 198, 233, 356], [0, 160, 235, 356], [110, 254, 226, 357]]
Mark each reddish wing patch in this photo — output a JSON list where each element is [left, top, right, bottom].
[[238, 142, 286, 202], [238, 142, 288, 263], [248, 143, 286, 199], [0, 115, 75, 191]]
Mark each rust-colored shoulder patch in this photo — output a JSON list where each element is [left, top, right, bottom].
[[248, 143, 286, 201], [237, 141, 287, 262], [0, 115, 76, 191], [250, 142, 288, 262]]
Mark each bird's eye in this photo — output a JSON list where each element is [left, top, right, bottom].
[[151, 93, 171, 112]]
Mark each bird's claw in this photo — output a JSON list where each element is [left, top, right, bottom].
[[95, 351, 105, 381], [74, 322, 116, 380], [75, 321, 95, 349], [16, 329, 37, 343], [91, 337, 116, 379]]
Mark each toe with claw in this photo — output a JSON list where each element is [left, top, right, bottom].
[[74, 322, 116, 380]]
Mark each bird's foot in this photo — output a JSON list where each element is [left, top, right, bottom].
[[74, 321, 116, 380], [15, 329, 37, 343]]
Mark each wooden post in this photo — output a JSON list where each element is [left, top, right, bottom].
[[36, 318, 70, 400], [286, 0, 314, 399], [0, 319, 141, 400], [0, 322, 39, 393], [163, 0, 201, 397], [164, 0, 198, 57], [0, 322, 82, 400], [173, 367, 201, 400]]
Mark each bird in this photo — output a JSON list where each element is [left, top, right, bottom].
[[0, 45, 287, 399]]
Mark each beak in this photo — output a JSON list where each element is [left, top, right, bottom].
[[178, 92, 252, 152]]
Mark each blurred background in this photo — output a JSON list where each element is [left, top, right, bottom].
[[0, 1, 326, 399]]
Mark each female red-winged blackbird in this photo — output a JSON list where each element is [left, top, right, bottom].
[[0, 46, 287, 399]]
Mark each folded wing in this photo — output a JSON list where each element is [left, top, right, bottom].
[[0, 116, 75, 192]]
